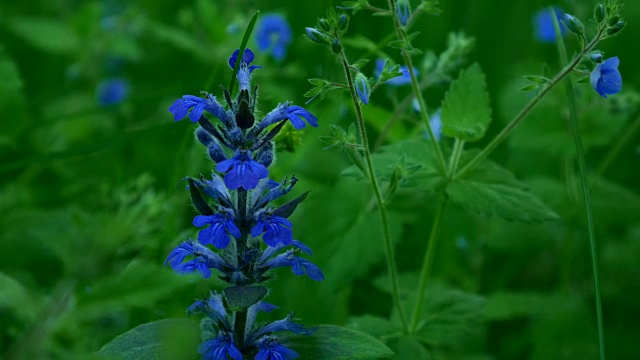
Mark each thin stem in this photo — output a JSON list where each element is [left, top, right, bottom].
[[339, 51, 409, 332], [553, 13, 605, 360], [447, 139, 465, 179], [453, 26, 606, 181], [409, 198, 446, 332], [597, 114, 640, 174], [387, 0, 447, 174]]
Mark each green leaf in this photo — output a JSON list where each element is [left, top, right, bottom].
[[187, 178, 214, 215], [447, 153, 559, 222], [387, 336, 431, 360], [282, 325, 394, 360], [413, 286, 485, 347], [441, 63, 492, 142], [223, 285, 267, 311], [6, 17, 80, 54], [485, 291, 559, 320], [97, 318, 200, 360], [346, 315, 401, 339]]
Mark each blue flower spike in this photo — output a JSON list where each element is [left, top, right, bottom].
[[591, 56, 622, 98], [166, 48, 321, 359]]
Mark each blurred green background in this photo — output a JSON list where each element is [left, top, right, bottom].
[[1, 0, 639, 359]]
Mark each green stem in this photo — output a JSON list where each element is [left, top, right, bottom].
[[409, 198, 446, 332], [339, 51, 409, 332], [553, 12, 605, 360], [453, 26, 606, 181], [387, 0, 447, 174], [597, 114, 640, 174], [447, 138, 465, 179]]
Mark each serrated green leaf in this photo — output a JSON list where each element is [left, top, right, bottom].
[[281, 325, 394, 360], [413, 286, 485, 347], [441, 63, 492, 142], [447, 153, 559, 222], [7, 17, 80, 54], [387, 336, 431, 360], [97, 318, 200, 360]]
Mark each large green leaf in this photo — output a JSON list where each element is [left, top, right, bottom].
[[282, 325, 394, 360], [346, 315, 402, 339], [447, 153, 559, 223], [441, 63, 492, 142], [6, 17, 80, 54], [97, 318, 200, 360]]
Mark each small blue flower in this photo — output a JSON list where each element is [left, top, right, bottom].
[[199, 334, 242, 360], [251, 212, 294, 247], [96, 78, 129, 106], [396, 0, 410, 26], [533, 7, 567, 43], [229, 48, 261, 71], [256, 14, 292, 61], [169, 94, 230, 124], [165, 241, 229, 278], [355, 72, 370, 105], [260, 250, 324, 281], [591, 56, 622, 98], [187, 292, 230, 329], [256, 103, 319, 131], [375, 59, 416, 86], [193, 212, 242, 248], [216, 150, 269, 190], [254, 337, 299, 360]]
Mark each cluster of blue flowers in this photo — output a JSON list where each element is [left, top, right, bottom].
[[166, 48, 322, 360]]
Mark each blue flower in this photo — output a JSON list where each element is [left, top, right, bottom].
[[229, 48, 262, 92], [533, 7, 567, 43], [260, 250, 324, 281], [251, 212, 294, 247], [256, 103, 319, 131], [169, 94, 230, 124], [96, 78, 129, 106], [375, 59, 415, 86], [216, 150, 269, 190], [355, 72, 370, 105], [591, 56, 622, 98], [254, 337, 299, 360], [187, 292, 230, 329], [165, 241, 229, 278], [199, 334, 242, 360], [250, 313, 316, 341], [256, 14, 292, 61], [396, 0, 410, 26], [193, 212, 242, 248]]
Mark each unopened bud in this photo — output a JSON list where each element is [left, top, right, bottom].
[[338, 14, 348, 31], [608, 15, 620, 27], [318, 18, 331, 32], [305, 27, 331, 45], [590, 52, 603, 63], [607, 21, 625, 36], [564, 14, 584, 36], [355, 72, 370, 105], [331, 38, 342, 54], [595, 4, 605, 23], [396, 0, 411, 26]]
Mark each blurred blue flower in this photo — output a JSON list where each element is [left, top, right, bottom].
[[96, 78, 129, 106], [411, 100, 442, 141], [254, 337, 299, 360], [591, 56, 622, 98], [199, 334, 242, 360], [533, 7, 566, 43], [375, 59, 415, 86], [256, 14, 292, 61], [193, 212, 242, 248], [216, 150, 269, 190]]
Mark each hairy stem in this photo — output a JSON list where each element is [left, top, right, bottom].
[[553, 13, 605, 360], [339, 51, 409, 332]]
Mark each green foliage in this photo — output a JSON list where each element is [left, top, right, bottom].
[[281, 325, 394, 360], [441, 63, 492, 142]]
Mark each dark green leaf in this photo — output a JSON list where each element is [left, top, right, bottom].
[[447, 153, 559, 222], [272, 191, 310, 218], [441, 63, 492, 142], [7, 17, 80, 54], [223, 285, 267, 311], [97, 318, 200, 360], [281, 325, 394, 360], [346, 315, 401, 339]]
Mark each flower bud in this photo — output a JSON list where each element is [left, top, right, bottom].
[[318, 18, 331, 32], [337, 14, 348, 31], [607, 15, 620, 27], [564, 14, 584, 36], [331, 39, 342, 54], [606, 21, 625, 36], [208, 143, 227, 163], [595, 4, 605, 23], [305, 27, 331, 45], [396, 0, 410, 26], [590, 52, 603, 63], [196, 127, 214, 146], [355, 72, 370, 105]]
